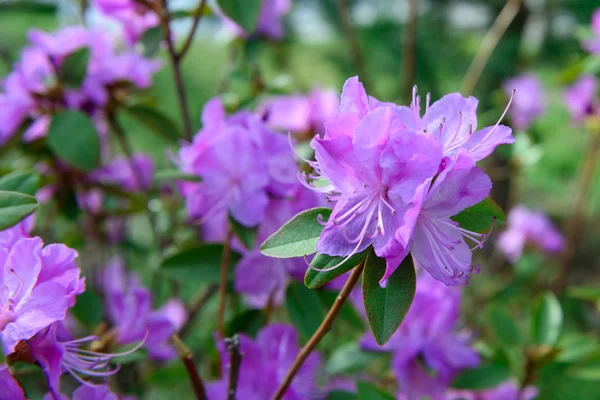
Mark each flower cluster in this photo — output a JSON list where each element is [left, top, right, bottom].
[[564, 75, 598, 123], [92, 0, 160, 45], [302, 76, 513, 287], [216, 0, 292, 40], [497, 205, 564, 263], [582, 8, 600, 54], [361, 274, 480, 399], [503, 74, 545, 131]]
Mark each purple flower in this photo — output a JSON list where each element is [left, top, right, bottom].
[[71, 384, 118, 400], [497, 205, 564, 263], [582, 8, 600, 54], [564, 75, 598, 122], [92, 0, 160, 45], [217, 0, 292, 40], [0, 365, 26, 400], [503, 74, 545, 131], [361, 274, 480, 399], [207, 324, 323, 399], [100, 258, 187, 360], [0, 220, 84, 355], [0, 71, 37, 145], [448, 380, 538, 400], [88, 153, 155, 192], [178, 97, 297, 227]]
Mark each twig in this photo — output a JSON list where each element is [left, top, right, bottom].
[[553, 124, 600, 293], [180, 285, 219, 338], [173, 335, 208, 400], [401, 0, 418, 103], [176, 0, 207, 60], [270, 260, 366, 400], [336, 0, 371, 90], [225, 335, 243, 400], [217, 227, 233, 339], [460, 0, 522, 95]]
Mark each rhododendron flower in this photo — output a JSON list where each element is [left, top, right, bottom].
[[564, 75, 598, 122], [448, 380, 538, 400], [0, 365, 26, 400], [497, 205, 564, 263], [207, 324, 322, 399], [217, 0, 292, 40], [361, 274, 480, 399], [582, 8, 600, 54], [0, 220, 84, 354], [503, 74, 545, 131], [178, 97, 297, 227], [92, 0, 160, 45], [100, 257, 187, 360], [88, 153, 154, 192], [71, 384, 119, 400]]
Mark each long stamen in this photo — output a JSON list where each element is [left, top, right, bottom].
[[423, 92, 431, 130], [306, 232, 367, 273], [341, 203, 377, 243], [470, 89, 515, 152]]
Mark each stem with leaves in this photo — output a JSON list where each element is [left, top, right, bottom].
[[270, 259, 366, 400], [225, 335, 243, 400], [217, 227, 234, 339], [173, 335, 208, 400]]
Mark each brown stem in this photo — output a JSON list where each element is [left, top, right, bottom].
[[552, 125, 600, 293], [225, 335, 243, 400], [401, 0, 418, 103], [173, 335, 208, 400], [217, 227, 233, 339], [336, 0, 371, 90], [270, 260, 366, 400], [460, 0, 522, 95], [180, 285, 218, 338], [176, 0, 207, 60]]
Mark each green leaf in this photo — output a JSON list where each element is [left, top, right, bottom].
[[226, 309, 263, 337], [357, 381, 395, 400], [285, 281, 324, 340], [59, 47, 90, 87], [305, 251, 368, 289], [567, 356, 600, 381], [260, 207, 332, 258], [0, 171, 40, 196], [70, 289, 103, 328], [567, 286, 600, 303], [140, 26, 163, 57], [0, 191, 38, 231], [325, 342, 380, 375], [453, 363, 511, 389], [229, 215, 258, 250], [328, 391, 358, 400], [362, 250, 416, 346], [161, 245, 242, 284], [124, 104, 181, 142], [216, 0, 262, 33], [532, 292, 563, 347], [557, 334, 600, 363], [489, 307, 521, 347], [154, 169, 202, 184], [451, 197, 505, 234], [317, 289, 364, 330], [46, 110, 101, 172]]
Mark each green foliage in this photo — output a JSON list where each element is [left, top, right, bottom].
[[453, 363, 512, 390], [260, 207, 332, 258], [216, 0, 262, 33], [70, 289, 103, 328], [0, 171, 40, 196], [160, 244, 242, 284], [325, 342, 381, 375], [124, 104, 182, 142], [357, 381, 395, 400], [305, 250, 368, 289], [140, 26, 163, 57], [362, 250, 416, 346], [451, 197, 506, 234], [489, 307, 521, 347], [229, 215, 258, 250], [46, 110, 101, 171], [532, 292, 563, 347], [59, 47, 90, 87], [285, 281, 324, 339], [0, 190, 38, 230], [153, 169, 202, 184]]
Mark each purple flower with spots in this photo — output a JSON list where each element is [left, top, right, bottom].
[[361, 274, 480, 400], [503, 74, 545, 131], [564, 75, 598, 123], [0, 220, 84, 355], [0, 365, 26, 400], [582, 8, 600, 54], [207, 324, 323, 399], [448, 380, 538, 400], [497, 205, 564, 263], [217, 0, 292, 40], [178, 97, 297, 228]]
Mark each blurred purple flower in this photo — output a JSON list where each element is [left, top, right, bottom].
[[88, 153, 154, 192], [92, 0, 160, 45], [582, 8, 600, 54], [503, 74, 545, 131], [178, 97, 297, 227], [71, 384, 119, 400], [564, 75, 598, 123], [448, 379, 538, 400], [361, 274, 480, 400], [0, 365, 26, 400], [100, 257, 187, 360], [497, 205, 564, 263], [0, 220, 84, 355], [207, 324, 323, 399], [0, 71, 37, 145], [217, 0, 292, 40]]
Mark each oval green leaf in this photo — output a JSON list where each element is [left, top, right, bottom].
[[0, 171, 40, 196], [216, 0, 262, 33], [59, 47, 90, 87], [532, 292, 563, 347], [305, 250, 368, 289], [260, 207, 332, 258], [362, 250, 416, 346], [285, 281, 325, 340], [0, 191, 38, 231], [46, 110, 101, 172], [357, 381, 395, 400], [489, 307, 521, 347], [452, 363, 511, 389], [451, 197, 505, 234], [161, 244, 242, 284]]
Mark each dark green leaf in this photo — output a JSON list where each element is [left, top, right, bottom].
[[229, 215, 258, 250], [70, 289, 103, 328], [140, 26, 163, 57], [124, 104, 181, 142], [326, 342, 380, 375], [453, 363, 512, 389], [328, 391, 358, 400], [216, 0, 262, 33], [59, 47, 90, 87], [226, 309, 263, 337], [451, 197, 505, 234], [357, 381, 395, 400], [161, 245, 242, 284], [362, 250, 416, 345], [489, 307, 521, 347], [144, 363, 188, 387], [0, 171, 40, 196], [154, 169, 202, 184], [260, 207, 332, 258], [532, 292, 563, 347], [305, 251, 368, 289], [285, 281, 324, 340], [567, 286, 600, 303], [567, 355, 600, 381], [46, 110, 101, 172], [0, 191, 38, 231]]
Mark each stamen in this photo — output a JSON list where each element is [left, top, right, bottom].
[[469, 89, 514, 153], [307, 233, 367, 273], [316, 214, 328, 227], [424, 92, 431, 130], [287, 132, 312, 164]]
